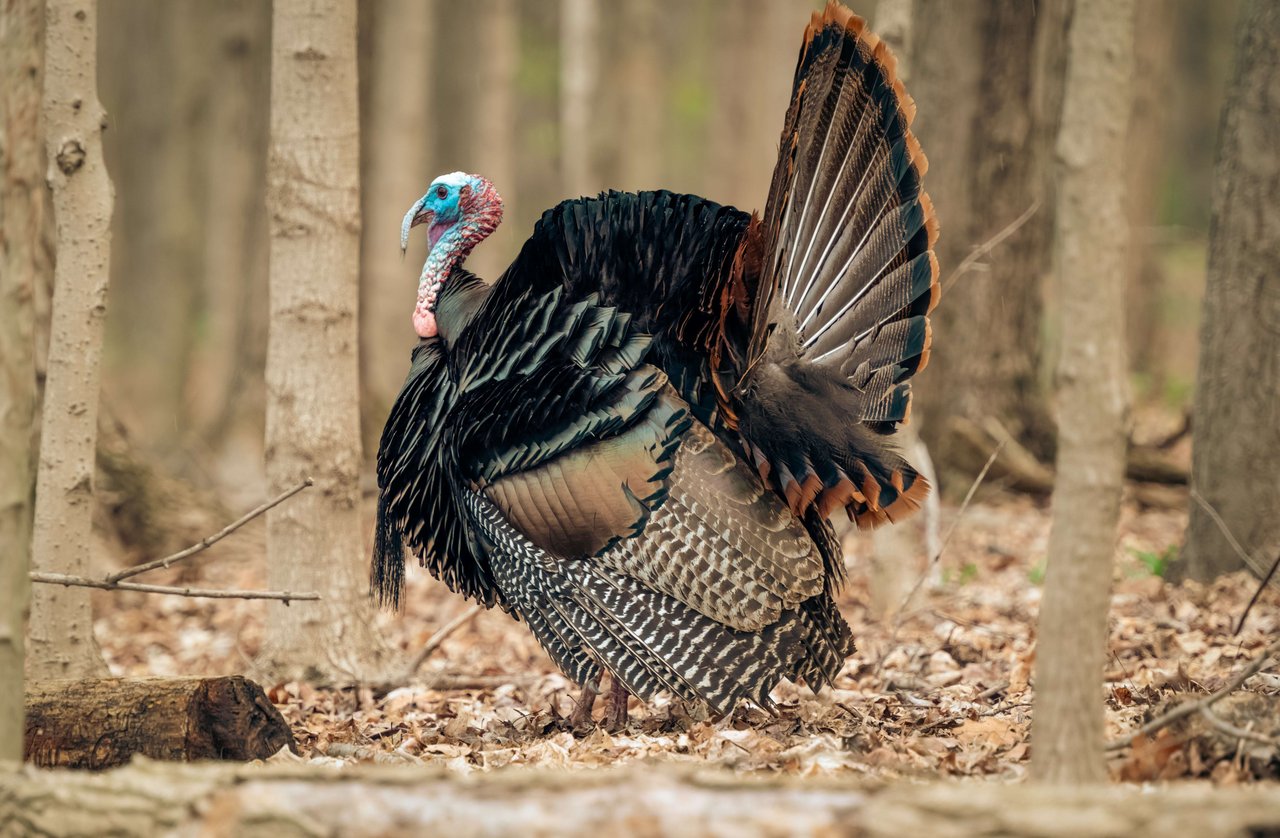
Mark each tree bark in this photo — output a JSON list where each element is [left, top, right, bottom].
[[1032, 0, 1135, 785], [24, 677, 296, 770], [260, 0, 391, 683], [28, 0, 113, 681], [1123, 0, 1175, 389], [2, 762, 1280, 836], [1182, 0, 1280, 582], [359, 0, 434, 446], [560, 0, 599, 200], [189, 0, 272, 453], [908, 0, 1068, 487], [0, 0, 47, 763], [98, 0, 206, 449]]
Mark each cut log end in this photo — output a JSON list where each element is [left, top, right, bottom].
[[25, 676, 297, 770]]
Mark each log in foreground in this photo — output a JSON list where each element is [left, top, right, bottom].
[[2, 762, 1280, 837], [24, 677, 296, 770]]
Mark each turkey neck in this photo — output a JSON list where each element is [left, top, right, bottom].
[[415, 215, 499, 339]]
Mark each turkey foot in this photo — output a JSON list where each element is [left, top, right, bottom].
[[569, 681, 598, 728], [604, 675, 630, 731]]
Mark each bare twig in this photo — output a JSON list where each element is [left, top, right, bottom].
[[30, 571, 319, 602], [106, 478, 314, 583], [872, 441, 1005, 678], [896, 439, 1006, 615], [1188, 488, 1277, 635], [1190, 488, 1256, 572], [1236, 551, 1280, 636], [403, 604, 485, 680], [942, 201, 1040, 291], [1199, 706, 1280, 749], [1106, 637, 1280, 751]]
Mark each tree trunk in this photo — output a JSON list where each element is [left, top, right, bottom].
[[0, 0, 47, 762], [260, 0, 391, 683], [189, 0, 272, 453], [908, 0, 1068, 489], [2, 762, 1280, 836], [468, 0, 517, 282], [359, 0, 434, 447], [1182, 0, 1280, 582], [28, 0, 113, 681], [1031, 0, 1135, 785], [560, 0, 599, 200], [1123, 0, 1175, 390], [98, 0, 206, 450], [24, 677, 295, 770]]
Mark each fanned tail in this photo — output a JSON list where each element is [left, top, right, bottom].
[[732, 2, 939, 529]]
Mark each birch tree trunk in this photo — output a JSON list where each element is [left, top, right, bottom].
[[261, 0, 391, 683], [28, 0, 113, 681], [0, 0, 47, 761], [560, 0, 599, 200], [1031, 0, 1135, 784], [1182, 0, 1280, 582], [360, 0, 433, 434]]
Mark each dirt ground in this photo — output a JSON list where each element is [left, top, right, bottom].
[[90, 482, 1279, 784]]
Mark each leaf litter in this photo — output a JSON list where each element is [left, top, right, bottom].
[[92, 490, 1279, 783]]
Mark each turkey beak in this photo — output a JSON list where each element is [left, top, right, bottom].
[[400, 199, 434, 255]]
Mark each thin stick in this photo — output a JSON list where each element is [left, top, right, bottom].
[[1199, 706, 1280, 749], [31, 571, 319, 602], [895, 439, 1006, 614], [1235, 550, 1280, 636], [942, 201, 1040, 291], [1190, 488, 1255, 572], [403, 604, 485, 680], [1188, 488, 1276, 635], [106, 478, 314, 583], [1106, 637, 1280, 751], [873, 441, 1005, 678]]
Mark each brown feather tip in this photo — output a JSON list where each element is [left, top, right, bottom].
[[915, 320, 934, 373], [925, 252, 941, 313], [920, 192, 940, 249], [883, 473, 930, 523]]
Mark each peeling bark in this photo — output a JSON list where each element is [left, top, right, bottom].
[[28, 0, 113, 681]]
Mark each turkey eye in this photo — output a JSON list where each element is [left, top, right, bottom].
[[435, 186, 448, 200]]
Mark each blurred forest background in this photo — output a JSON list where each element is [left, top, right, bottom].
[[80, 0, 1236, 542]]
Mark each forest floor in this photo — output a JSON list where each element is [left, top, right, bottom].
[[90, 478, 1280, 785]]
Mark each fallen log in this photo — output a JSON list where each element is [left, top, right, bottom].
[[24, 676, 296, 770], [1, 761, 1280, 837]]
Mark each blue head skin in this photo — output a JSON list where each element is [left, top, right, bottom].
[[401, 171, 474, 255]]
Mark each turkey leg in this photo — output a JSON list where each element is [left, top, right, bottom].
[[604, 674, 630, 730], [569, 681, 598, 727]]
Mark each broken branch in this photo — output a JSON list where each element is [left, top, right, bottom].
[[105, 478, 314, 583], [1106, 637, 1280, 751], [402, 604, 485, 681], [30, 572, 319, 602]]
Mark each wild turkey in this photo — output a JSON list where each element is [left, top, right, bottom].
[[374, 2, 938, 723]]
